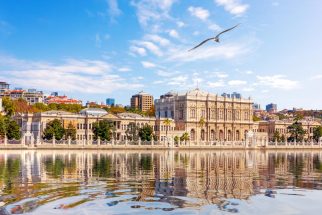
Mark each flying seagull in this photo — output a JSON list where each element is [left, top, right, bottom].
[[188, 24, 240, 51]]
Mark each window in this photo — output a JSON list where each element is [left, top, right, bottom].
[[190, 109, 196, 118], [191, 129, 195, 141], [201, 110, 206, 118], [210, 130, 215, 140], [179, 110, 184, 120], [211, 110, 216, 119]]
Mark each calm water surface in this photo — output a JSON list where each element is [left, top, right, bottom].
[[0, 150, 322, 214]]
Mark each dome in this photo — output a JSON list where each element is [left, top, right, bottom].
[[79, 108, 108, 116], [117, 112, 143, 119]]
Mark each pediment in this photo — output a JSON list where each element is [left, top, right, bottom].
[[100, 113, 120, 120]]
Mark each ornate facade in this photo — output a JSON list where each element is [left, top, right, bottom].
[[155, 89, 253, 142]]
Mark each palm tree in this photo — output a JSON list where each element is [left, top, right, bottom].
[[199, 117, 206, 142], [180, 132, 190, 145], [163, 118, 171, 146]]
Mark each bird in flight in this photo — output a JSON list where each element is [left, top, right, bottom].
[[188, 24, 240, 51]]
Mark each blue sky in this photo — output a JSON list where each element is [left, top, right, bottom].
[[0, 0, 322, 110]]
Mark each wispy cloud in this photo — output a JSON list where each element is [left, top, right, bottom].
[[0, 55, 142, 94], [107, 0, 122, 18], [310, 74, 322, 80], [168, 43, 249, 62], [207, 80, 225, 88], [141, 61, 157, 68], [228, 80, 247, 86], [215, 0, 249, 16], [256, 75, 299, 90], [188, 6, 210, 21], [131, 0, 177, 27], [168, 29, 179, 38]]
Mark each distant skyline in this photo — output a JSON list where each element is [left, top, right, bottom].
[[0, 0, 322, 110]]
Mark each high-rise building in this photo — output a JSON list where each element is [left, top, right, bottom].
[[106, 98, 115, 106], [253, 103, 261, 110], [51, 92, 59, 96], [131, 91, 154, 112], [0, 81, 10, 94], [266, 103, 277, 113]]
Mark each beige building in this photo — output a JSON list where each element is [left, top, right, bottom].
[[255, 120, 321, 141], [155, 89, 254, 142], [15, 108, 175, 142], [131, 91, 154, 112]]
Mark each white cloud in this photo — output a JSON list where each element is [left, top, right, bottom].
[[208, 80, 225, 88], [131, 0, 177, 26], [107, 0, 122, 19], [168, 29, 179, 38], [245, 70, 253, 74], [176, 21, 185, 28], [130, 46, 147, 56], [141, 61, 157, 68], [135, 41, 163, 56], [156, 70, 180, 77], [215, 0, 249, 16], [168, 75, 188, 86], [242, 87, 254, 92], [188, 6, 210, 21], [152, 80, 164, 84], [144, 34, 170, 46], [168, 43, 249, 62], [256, 75, 299, 90], [228, 80, 247, 86], [310, 74, 322, 80], [0, 55, 142, 94], [118, 67, 132, 72], [208, 23, 222, 32]]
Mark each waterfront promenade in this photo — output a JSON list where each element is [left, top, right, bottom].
[[1, 137, 322, 150]]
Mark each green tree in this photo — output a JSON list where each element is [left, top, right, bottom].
[[43, 119, 65, 140], [253, 115, 261, 122], [33, 103, 49, 112], [92, 120, 114, 141], [288, 121, 306, 142], [273, 131, 281, 142], [281, 134, 286, 142], [2, 97, 15, 116], [64, 122, 76, 140], [0, 116, 21, 140], [174, 136, 179, 145], [180, 132, 190, 144], [125, 122, 139, 141], [6, 119, 21, 140], [313, 126, 322, 142], [138, 124, 154, 141]]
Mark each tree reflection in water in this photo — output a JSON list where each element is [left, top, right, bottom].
[[0, 150, 321, 213]]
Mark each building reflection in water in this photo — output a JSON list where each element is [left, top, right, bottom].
[[0, 150, 322, 207]]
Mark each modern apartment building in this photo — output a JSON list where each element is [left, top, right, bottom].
[[266, 103, 277, 113], [106, 98, 115, 106], [130, 91, 154, 112]]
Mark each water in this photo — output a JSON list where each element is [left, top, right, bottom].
[[1, 150, 322, 214]]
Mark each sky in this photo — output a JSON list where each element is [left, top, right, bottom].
[[0, 0, 322, 110]]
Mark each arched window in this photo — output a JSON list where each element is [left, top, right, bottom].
[[219, 130, 224, 141], [190, 129, 195, 141], [201, 129, 205, 141], [236, 130, 240, 141], [211, 110, 216, 119], [210, 130, 215, 140], [227, 130, 232, 141], [190, 109, 196, 118]]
